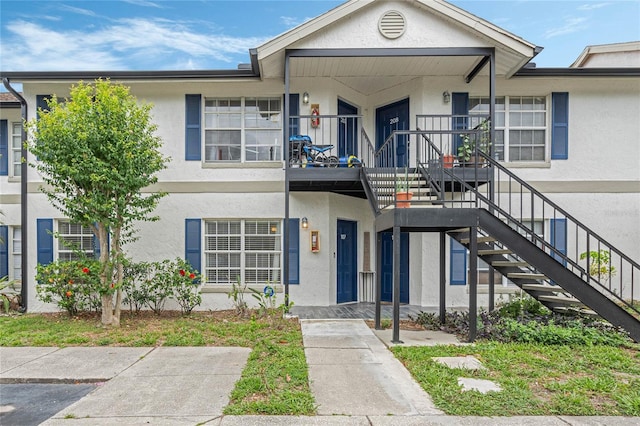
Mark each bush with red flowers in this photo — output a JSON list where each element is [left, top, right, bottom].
[[35, 258, 102, 315]]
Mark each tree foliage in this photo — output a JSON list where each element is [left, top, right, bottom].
[[26, 79, 169, 325]]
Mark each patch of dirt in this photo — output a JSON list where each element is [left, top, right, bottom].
[[364, 319, 425, 331]]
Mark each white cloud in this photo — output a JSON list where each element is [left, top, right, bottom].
[[122, 0, 164, 8], [280, 15, 313, 28], [543, 17, 589, 39], [577, 3, 610, 11], [58, 5, 99, 17], [0, 18, 269, 71]]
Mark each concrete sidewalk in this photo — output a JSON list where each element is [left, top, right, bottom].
[[1, 319, 639, 425]]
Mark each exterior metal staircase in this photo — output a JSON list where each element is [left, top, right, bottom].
[[362, 126, 640, 342]]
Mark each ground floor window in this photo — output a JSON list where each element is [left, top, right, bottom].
[[204, 219, 281, 285], [57, 221, 94, 261], [11, 227, 21, 282]]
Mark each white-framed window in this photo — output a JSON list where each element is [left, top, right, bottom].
[[204, 97, 282, 162], [11, 122, 22, 177], [57, 221, 94, 261], [11, 227, 21, 282], [204, 219, 281, 285], [470, 96, 547, 162]]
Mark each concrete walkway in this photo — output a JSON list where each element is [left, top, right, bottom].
[[1, 319, 639, 425], [301, 319, 442, 416]]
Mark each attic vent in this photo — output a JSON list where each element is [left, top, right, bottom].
[[378, 10, 406, 39]]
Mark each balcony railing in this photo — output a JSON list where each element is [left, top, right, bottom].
[[288, 114, 375, 168]]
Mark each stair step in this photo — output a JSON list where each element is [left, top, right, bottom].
[[538, 295, 583, 306], [507, 272, 547, 280], [478, 248, 512, 256], [449, 227, 471, 233], [460, 235, 496, 244], [522, 284, 565, 293], [492, 261, 529, 267], [554, 306, 599, 317]]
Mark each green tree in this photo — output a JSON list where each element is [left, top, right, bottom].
[[26, 79, 168, 326]]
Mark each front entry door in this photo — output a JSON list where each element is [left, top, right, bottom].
[[380, 231, 409, 304], [338, 99, 358, 158], [337, 220, 358, 304], [376, 98, 409, 167]]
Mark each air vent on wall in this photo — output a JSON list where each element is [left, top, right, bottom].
[[378, 10, 406, 39]]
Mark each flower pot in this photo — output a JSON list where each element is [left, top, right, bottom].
[[396, 192, 413, 208], [443, 154, 455, 168]]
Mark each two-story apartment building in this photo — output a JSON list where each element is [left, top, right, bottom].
[[1, 0, 639, 339]]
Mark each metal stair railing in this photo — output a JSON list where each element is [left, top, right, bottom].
[[442, 148, 640, 316]]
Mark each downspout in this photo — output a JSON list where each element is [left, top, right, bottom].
[[283, 51, 291, 310], [2, 78, 28, 312]]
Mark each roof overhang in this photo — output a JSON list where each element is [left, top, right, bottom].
[[257, 0, 539, 82]]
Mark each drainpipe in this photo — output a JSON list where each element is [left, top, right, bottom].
[[2, 78, 28, 312]]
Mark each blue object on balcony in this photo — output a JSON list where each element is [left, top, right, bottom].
[[339, 155, 362, 167]]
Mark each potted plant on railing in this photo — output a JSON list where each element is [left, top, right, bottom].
[[442, 139, 455, 168], [395, 168, 414, 208], [458, 120, 491, 166]]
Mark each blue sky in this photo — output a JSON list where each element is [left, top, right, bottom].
[[0, 0, 639, 73]]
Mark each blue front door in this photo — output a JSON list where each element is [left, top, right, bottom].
[[380, 231, 409, 303], [338, 99, 358, 158], [376, 98, 409, 167], [337, 220, 358, 304]]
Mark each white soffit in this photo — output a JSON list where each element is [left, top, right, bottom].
[[257, 0, 538, 79]]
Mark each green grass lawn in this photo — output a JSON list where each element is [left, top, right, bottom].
[[0, 311, 316, 415], [3, 311, 639, 416], [393, 342, 640, 416]]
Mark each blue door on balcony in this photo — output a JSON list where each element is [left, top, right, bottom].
[[338, 100, 358, 158], [337, 220, 357, 304], [380, 231, 409, 303], [376, 98, 409, 167]]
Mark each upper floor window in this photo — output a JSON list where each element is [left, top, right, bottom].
[[204, 97, 282, 163], [470, 96, 547, 162], [11, 122, 22, 177], [57, 221, 94, 261]]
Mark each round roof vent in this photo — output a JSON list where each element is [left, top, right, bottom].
[[378, 10, 406, 39]]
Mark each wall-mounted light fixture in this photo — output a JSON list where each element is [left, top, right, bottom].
[[302, 92, 310, 104], [442, 91, 451, 104], [301, 217, 309, 229]]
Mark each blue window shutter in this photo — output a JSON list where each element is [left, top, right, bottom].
[[551, 92, 569, 160], [550, 218, 567, 265], [452, 93, 469, 156], [0, 120, 7, 176], [185, 219, 201, 273], [288, 218, 300, 284], [37, 219, 54, 266], [288, 93, 300, 136], [0, 226, 8, 279], [450, 238, 467, 285], [185, 94, 202, 161], [36, 95, 51, 118]]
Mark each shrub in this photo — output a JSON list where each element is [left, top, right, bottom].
[[169, 258, 202, 315], [122, 258, 202, 315], [35, 259, 103, 315], [411, 295, 631, 347]]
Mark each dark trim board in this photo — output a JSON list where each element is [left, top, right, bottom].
[[375, 208, 479, 233]]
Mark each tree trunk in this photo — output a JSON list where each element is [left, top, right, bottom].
[[101, 293, 114, 325], [112, 226, 123, 326], [95, 223, 116, 326]]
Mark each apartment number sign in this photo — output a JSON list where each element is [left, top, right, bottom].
[[390, 116, 399, 125]]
